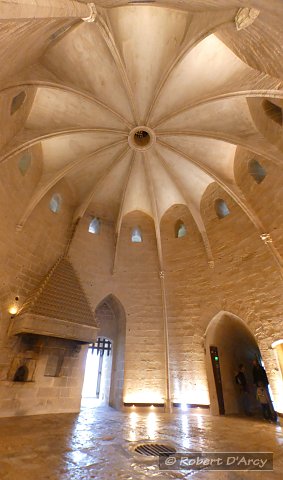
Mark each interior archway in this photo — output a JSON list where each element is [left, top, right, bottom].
[[205, 311, 268, 417], [81, 294, 126, 410]]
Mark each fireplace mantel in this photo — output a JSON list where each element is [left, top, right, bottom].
[[9, 313, 98, 343]]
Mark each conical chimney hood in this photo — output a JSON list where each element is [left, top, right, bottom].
[[9, 257, 98, 343]]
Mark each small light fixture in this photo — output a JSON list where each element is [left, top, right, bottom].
[[9, 305, 18, 316], [9, 296, 19, 316]]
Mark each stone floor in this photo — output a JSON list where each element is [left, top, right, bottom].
[[0, 405, 282, 480]]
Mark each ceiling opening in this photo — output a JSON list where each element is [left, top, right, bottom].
[[134, 130, 150, 147]]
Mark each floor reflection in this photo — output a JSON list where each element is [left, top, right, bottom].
[[146, 411, 158, 440], [129, 411, 139, 442], [0, 405, 282, 480]]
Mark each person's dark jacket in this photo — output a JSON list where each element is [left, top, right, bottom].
[[235, 371, 248, 392], [253, 364, 269, 386]]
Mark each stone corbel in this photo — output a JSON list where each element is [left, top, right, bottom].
[[260, 233, 273, 244], [82, 3, 97, 23], [208, 260, 215, 269], [235, 8, 260, 31]]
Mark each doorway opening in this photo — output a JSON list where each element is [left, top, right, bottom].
[[205, 311, 274, 417], [81, 294, 126, 410], [82, 338, 113, 407]]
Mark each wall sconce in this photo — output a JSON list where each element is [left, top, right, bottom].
[[9, 296, 19, 317], [9, 306, 18, 316]]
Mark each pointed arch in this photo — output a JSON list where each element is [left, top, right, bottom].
[[204, 311, 266, 417], [95, 293, 126, 327], [92, 293, 126, 410]]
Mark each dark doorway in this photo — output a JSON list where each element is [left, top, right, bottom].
[[205, 311, 274, 417]]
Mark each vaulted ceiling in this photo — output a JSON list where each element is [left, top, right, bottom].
[[1, 0, 283, 269]]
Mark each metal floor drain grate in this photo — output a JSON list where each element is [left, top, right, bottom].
[[135, 443, 176, 457]]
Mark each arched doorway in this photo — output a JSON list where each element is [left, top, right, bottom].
[[82, 337, 113, 406], [205, 311, 271, 416], [81, 295, 126, 410]]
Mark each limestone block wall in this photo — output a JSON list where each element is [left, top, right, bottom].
[[69, 211, 166, 405], [234, 146, 283, 254], [67, 179, 283, 413], [0, 145, 79, 417], [161, 204, 211, 406], [200, 180, 283, 413], [157, 148, 283, 414], [0, 335, 88, 417], [232, 147, 283, 412], [1, 143, 283, 416]]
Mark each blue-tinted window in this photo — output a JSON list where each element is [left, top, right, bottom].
[[248, 159, 266, 184], [215, 199, 230, 219], [131, 227, 142, 243], [176, 222, 187, 238], [89, 217, 101, 234], [49, 193, 62, 214]]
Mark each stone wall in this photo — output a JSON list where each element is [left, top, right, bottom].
[[69, 211, 166, 405], [66, 170, 283, 414], [0, 145, 79, 417], [161, 204, 211, 406], [1, 145, 283, 416], [199, 157, 283, 412], [0, 334, 88, 417]]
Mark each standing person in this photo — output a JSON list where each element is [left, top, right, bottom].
[[235, 364, 251, 416], [252, 358, 277, 422], [257, 382, 272, 420], [252, 359, 269, 387]]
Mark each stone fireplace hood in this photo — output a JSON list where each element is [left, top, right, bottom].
[[9, 257, 98, 343]]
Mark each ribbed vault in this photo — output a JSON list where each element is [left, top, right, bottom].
[[1, 1, 283, 273]]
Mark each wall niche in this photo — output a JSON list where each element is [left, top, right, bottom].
[[7, 334, 40, 382]]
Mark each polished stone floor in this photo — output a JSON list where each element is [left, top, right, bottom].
[[0, 405, 282, 480]]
